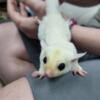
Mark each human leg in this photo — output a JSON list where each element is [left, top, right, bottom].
[[0, 77, 34, 100], [71, 25, 100, 56], [0, 22, 36, 84]]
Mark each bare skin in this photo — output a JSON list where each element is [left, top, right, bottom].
[[72, 25, 100, 56], [0, 78, 34, 100], [0, 0, 45, 84], [0, 22, 36, 84]]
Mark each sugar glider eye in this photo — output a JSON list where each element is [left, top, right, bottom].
[[58, 63, 65, 71], [43, 57, 47, 64]]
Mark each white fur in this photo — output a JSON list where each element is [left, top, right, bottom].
[[37, 0, 87, 78]]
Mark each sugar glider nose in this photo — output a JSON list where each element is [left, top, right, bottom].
[[45, 70, 53, 78]]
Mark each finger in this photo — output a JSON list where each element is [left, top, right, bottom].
[[29, 0, 45, 18], [7, 0, 18, 13], [37, 18, 41, 24], [33, 16, 41, 25], [26, 16, 40, 28], [7, 0, 21, 22], [20, 2, 27, 17]]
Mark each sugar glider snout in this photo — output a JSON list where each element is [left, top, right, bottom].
[[42, 54, 68, 78]]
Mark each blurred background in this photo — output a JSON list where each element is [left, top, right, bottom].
[[0, 0, 8, 21]]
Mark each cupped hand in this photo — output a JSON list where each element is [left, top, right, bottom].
[[7, 0, 45, 39]]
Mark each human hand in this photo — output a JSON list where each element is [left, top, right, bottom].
[[7, 0, 65, 39], [7, 0, 45, 39]]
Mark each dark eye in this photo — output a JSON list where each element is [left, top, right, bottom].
[[43, 57, 47, 64], [58, 63, 65, 71]]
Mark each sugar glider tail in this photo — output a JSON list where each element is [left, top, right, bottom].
[[46, 0, 60, 14]]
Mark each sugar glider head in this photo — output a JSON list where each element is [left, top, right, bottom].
[[40, 44, 86, 78]]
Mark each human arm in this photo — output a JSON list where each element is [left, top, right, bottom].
[[0, 78, 34, 100], [71, 25, 100, 56]]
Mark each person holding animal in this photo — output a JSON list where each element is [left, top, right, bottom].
[[0, 0, 100, 100]]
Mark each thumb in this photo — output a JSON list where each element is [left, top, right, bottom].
[[32, 16, 41, 25]]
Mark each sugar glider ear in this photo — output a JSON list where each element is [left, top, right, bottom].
[[40, 40, 47, 49], [72, 52, 87, 61]]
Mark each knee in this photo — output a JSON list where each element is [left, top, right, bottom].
[[0, 56, 35, 84], [0, 62, 20, 84]]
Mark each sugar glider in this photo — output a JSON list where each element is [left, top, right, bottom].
[[17, 0, 87, 78], [32, 0, 87, 78]]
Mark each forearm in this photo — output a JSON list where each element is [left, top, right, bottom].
[[71, 25, 100, 56]]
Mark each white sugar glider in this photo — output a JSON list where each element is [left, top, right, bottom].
[[17, 0, 87, 78], [32, 0, 87, 78]]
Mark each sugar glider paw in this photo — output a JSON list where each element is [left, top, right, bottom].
[[32, 71, 45, 79], [72, 69, 87, 77]]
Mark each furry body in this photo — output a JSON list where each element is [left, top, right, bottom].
[[17, 0, 87, 78], [34, 0, 87, 78]]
